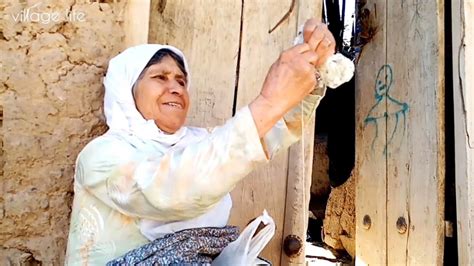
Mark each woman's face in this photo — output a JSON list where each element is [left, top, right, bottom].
[[134, 55, 190, 134]]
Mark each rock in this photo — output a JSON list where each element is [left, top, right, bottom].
[[0, 247, 41, 266], [323, 175, 355, 258], [311, 134, 331, 198]]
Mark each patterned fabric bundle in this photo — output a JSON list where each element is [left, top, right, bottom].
[[106, 226, 239, 265]]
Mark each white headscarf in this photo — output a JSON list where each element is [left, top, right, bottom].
[[102, 44, 232, 240], [103, 44, 191, 145]]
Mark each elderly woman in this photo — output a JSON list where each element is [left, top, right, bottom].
[[65, 19, 336, 265]]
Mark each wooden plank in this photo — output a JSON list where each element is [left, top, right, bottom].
[[354, 0, 388, 264], [282, 118, 315, 266], [148, 0, 241, 127], [386, 1, 445, 264], [281, 1, 322, 265], [452, 0, 474, 264], [124, 0, 151, 48], [230, 1, 298, 264]]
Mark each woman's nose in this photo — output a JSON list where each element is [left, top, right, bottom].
[[168, 80, 184, 95]]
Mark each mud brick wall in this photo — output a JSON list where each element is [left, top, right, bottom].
[[0, 1, 125, 263], [323, 175, 355, 257], [311, 134, 355, 258]]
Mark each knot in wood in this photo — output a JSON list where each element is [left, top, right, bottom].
[[396, 217, 408, 234], [362, 214, 371, 230]]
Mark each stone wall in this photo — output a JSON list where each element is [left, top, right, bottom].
[[311, 133, 355, 258], [323, 175, 355, 257], [0, 0, 125, 263]]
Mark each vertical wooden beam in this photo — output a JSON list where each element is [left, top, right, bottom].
[[148, 0, 241, 127], [231, 1, 298, 264], [356, 0, 445, 264], [452, 0, 474, 264], [124, 0, 151, 48], [280, 1, 322, 265], [355, 0, 388, 264], [386, 1, 445, 264]]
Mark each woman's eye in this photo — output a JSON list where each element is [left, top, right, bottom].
[[153, 75, 166, 80], [177, 80, 186, 87]]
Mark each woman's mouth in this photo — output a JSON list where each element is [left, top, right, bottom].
[[163, 102, 183, 109]]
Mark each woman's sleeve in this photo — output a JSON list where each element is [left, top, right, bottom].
[[76, 87, 325, 222], [261, 88, 326, 159], [75, 106, 269, 222]]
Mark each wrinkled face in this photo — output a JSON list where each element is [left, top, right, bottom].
[[133, 55, 190, 134]]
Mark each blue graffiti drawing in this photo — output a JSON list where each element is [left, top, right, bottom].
[[364, 65, 409, 154]]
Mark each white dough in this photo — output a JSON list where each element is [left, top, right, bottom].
[[294, 27, 355, 89]]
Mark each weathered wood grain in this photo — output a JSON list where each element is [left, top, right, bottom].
[[149, 0, 241, 127], [386, 1, 445, 265], [124, 0, 151, 48], [355, 0, 388, 264], [281, 1, 322, 265], [452, 0, 474, 264], [230, 0, 301, 264]]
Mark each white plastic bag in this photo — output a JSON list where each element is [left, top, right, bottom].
[[212, 210, 275, 266]]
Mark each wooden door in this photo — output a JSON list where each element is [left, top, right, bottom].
[[148, 1, 322, 265], [452, 0, 474, 264], [355, 0, 445, 264]]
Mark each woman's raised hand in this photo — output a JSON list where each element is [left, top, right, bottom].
[[258, 43, 319, 115], [249, 19, 335, 137], [303, 19, 336, 68]]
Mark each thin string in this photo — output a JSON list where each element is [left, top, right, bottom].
[[301, 101, 306, 235], [300, 101, 309, 243]]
